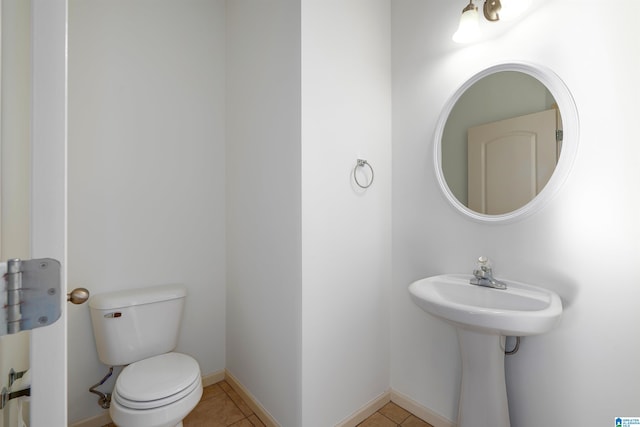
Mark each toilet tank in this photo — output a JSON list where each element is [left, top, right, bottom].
[[89, 284, 187, 366]]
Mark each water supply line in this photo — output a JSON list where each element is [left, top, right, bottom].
[[89, 367, 113, 409]]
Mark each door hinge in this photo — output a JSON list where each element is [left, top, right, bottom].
[[556, 129, 564, 142], [2, 258, 62, 336], [0, 386, 30, 410]]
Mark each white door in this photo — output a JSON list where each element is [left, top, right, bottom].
[[30, 1, 67, 426], [467, 109, 558, 215]]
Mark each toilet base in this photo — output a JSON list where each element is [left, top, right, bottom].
[[110, 381, 202, 427]]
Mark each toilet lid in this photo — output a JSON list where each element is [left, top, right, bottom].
[[114, 352, 200, 409]]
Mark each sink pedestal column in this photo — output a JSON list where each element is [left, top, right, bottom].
[[456, 328, 510, 427]]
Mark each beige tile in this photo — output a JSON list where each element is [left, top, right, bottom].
[[200, 383, 227, 401], [228, 419, 254, 427], [183, 392, 245, 427], [248, 414, 266, 426], [224, 384, 254, 416], [401, 415, 434, 427], [219, 380, 233, 394], [379, 402, 411, 424], [357, 412, 397, 427]]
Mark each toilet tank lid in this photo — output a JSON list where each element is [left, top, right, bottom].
[[89, 284, 186, 310]]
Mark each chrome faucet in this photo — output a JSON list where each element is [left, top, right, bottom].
[[470, 256, 507, 290]]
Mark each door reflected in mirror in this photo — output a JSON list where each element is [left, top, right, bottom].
[[441, 71, 562, 215]]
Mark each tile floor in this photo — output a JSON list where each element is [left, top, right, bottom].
[[357, 402, 433, 427], [102, 380, 434, 427]]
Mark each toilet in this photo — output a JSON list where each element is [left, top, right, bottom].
[[89, 284, 203, 427]]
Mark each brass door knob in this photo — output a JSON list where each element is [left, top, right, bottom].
[[67, 287, 90, 304]]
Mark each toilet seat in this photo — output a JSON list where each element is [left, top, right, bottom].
[[114, 352, 200, 410]]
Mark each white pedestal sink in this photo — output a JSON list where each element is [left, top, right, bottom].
[[409, 274, 562, 427]]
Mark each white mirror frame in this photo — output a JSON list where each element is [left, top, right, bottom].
[[434, 61, 579, 223]]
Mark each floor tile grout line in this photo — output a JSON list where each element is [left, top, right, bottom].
[[220, 380, 258, 425], [222, 382, 250, 426]]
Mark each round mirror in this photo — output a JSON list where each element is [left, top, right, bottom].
[[434, 62, 579, 223]]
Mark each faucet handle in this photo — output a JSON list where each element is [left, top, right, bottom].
[[470, 256, 507, 289], [473, 256, 493, 277]]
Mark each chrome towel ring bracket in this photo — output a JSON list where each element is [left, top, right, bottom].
[[353, 159, 374, 189]]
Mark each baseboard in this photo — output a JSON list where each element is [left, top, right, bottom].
[[335, 390, 391, 427], [224, 370, 280, 427], [202, 369, 225, 387], [391, 389, 455, 427], [334, 388, 454, 427]]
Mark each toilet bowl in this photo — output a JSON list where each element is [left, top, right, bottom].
[[110, 353, 203, 427], [89, 284, 202, 427]]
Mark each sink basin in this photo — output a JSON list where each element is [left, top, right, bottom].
[[409, 273, 563, 427], [409, 273, 562, 336]]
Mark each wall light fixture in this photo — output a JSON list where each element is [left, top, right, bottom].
[[452, 0, 532, 43]]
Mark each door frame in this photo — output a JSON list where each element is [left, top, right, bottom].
[[30, 0, 67, 425]]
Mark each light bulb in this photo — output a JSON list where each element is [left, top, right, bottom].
[[498, 0, 532, 21], [453, 6, 480, 43]]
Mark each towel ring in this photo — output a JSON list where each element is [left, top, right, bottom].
[[353, 159, 374, 189]]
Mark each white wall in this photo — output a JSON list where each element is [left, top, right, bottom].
[[65, 2, 391, 425], [391, 0, 640, 425], [301, 0, 391, 425], [1, 0, 31, 260], [226, 1, 391, 426], [67, 0, 227, 423], [0, 4, 31, 422], [225, 1, 302, 426]]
